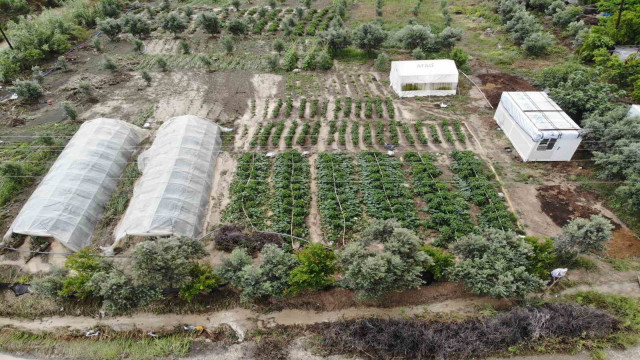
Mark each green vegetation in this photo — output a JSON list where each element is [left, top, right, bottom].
[[223, 153, 271, 229], [272, 150, 311, 238]]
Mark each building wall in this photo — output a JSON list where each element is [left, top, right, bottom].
[[494, 104, 581, 162]]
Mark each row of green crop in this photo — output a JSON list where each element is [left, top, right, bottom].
[[405, 152, 474, 246], [450, 150, 519, 231], [315, 153, 362, 244], [272, 150, 311, 238], [222, 153, 272, 229], [358, 151, 418, 229], [265, 97, 395, 120]]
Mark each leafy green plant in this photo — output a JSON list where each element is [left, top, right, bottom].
[[421, 245, 455, 281], [62, 102, 77, 121], [352, 121, 360, 146], [12, 80, 42, 102], [179, 263, 221, 301], [285, 121, 298, 148], [162, 11, 188, 37], [415, 120, 428, 144], [272, 151, 311, 237], [222, 153, 271, 228], [288, 243, 337, 295]]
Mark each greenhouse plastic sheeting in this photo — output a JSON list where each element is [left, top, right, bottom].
[[3, 119, 148, 251], [499, 92, 581, 141], [113, 115, 221, 243]]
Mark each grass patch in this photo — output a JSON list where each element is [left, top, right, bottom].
[[0, 328, 192, 360], [96, 163, 142, 229], [580, 181, 640, 238]]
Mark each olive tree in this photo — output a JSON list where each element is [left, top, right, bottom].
[[227, 18, 248, 35], [393, 24, 435, 51], [121, 13, 151, 38], [196, 12, 222, 35], [98, 17, 122, 40], [438, 27, 463, 50], [338, 219, 431, 300], [162, 12, 188, 37], [353, 23, 387, 53], [132, 237, 207, 288], [449, 228, 545, 299], [554, 215, 614, 262], [218, 244, 299, 302], [320, 28, 352, 54]]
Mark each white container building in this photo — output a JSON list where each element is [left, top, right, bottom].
[[628, 104, 640, 118], [389, 60, 458, 97], [494, 92, 582, 162]]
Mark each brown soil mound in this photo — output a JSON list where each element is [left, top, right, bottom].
[[477, 72, 538, 107], [536, 185, 599, 227]]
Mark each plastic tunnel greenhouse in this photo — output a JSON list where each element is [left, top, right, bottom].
[[112, 115, 222, 247], [3, 119, 148, 252]]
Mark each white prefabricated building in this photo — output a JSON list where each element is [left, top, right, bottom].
[[110, 115, 221, 250], [2, 119, 148, 251], [629, 104, 640, 118], [494, 92, 582, 162], [389, 59, 458, 97]]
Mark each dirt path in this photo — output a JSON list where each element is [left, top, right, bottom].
[[0, 298, 499, 341]]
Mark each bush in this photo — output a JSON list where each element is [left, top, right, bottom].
[[132, 237, 207, 288], [412, 48, 425, 60], [578, 32, 615, 62], [552, 6, 582, 28], [272, 39, 285, 54], [449, 228, 545, 298], [524, 236, 556, 279], [554, 215, 614, 262], [222, 36, 234, 53], [393, 25, 436, 51], [320, 28, 352, 53], [179, 263, 221, 301], [155, 56, 168, 71], [62, 102, 77, 121], [451, 47, 469, 68], [315, 50, 333, 70], [12, 80, 42, 101], [141, 70, 151, 85], [321, 304, 620, 359], [98, 17, 122, 40], [0, 53, 21, 82], [132, 38, 144, 53], [218, 245, 299, 302], [88, 269, 161, 314], [438, 26, 463, 50], [196, 12, 221, 35], [267, 54, 279, 71], [283, 47, 299, 71], [353, 23, 387, 53], [288, 243, 337, 295], [339, 219, 431, 300], [301, 50, 317, 70], [522, 31, 554, 56], [98, 0, 121, 18], [102, 56, 117, 71], [58, 248, 111, 298], [420, 246, 454, 281], [121, 13, 151, 38], [162, 12, 187, 37], [227, 18, 248, 35], [506, 11, 542, 44], [373, 52, 389, 71], [179, 40, 190, 54]]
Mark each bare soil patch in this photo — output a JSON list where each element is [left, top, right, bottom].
[[536, 185, 599, 227], [477, 72, 538, 108]]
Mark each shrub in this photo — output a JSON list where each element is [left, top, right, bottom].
[[98, 17, 122, 40], [393, 25, 435, 51], [522, 31, 554, 56], [524, 236, 556, 279], [339, 219, 431, 300], [218, 245, 299, 302], [420, 246, 454, 281], [273, 39, 285, 54], [288, 243, 337, 295], [88, 270, 161, 314], [0, 53, 21, 82], [554, 215, 614, 262], [98, 0, 121, 18], [12, 79, 42, 101], [132, 237, 207, 288], [227, 18, 248, 35], [102, 56, 117, 71], [451, 47, 469, 68], [506, 11, 542, 44], [179, 40, 190, 54], [121, 13, 151, 38], [449, 228, 545, 298], [141, 70, 151, 85], [179, 263, 221, 301], [412, 47, 425, 60], [198, 55, 213, 70], [132, 38, 144, 53], [283, 47, 299, 71], [57, 56, 68, 71], [62, 102, 78, 121], [438, 26, 463, 50], [93, 37, 102, 52], [155, 56, 168, 71], [196, 12, 221, 35], [578, 32, 615, 62], [31, 267, 68, 298], [267, 54, 279, 71], [162, 12, 188, 37], [315, 50, 333, 70], [58, 248, 111, 298], [373, 52, 389, 71], [301, 50, 317, 71], [353, 23, 387, 53], [222, 36, 234, 53], [552, 6, 582, 28], [320, 28, 352, 54]]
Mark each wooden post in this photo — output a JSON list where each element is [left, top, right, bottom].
[[0, 26, 13, 50]]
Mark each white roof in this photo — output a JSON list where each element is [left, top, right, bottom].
[[629, 105, 640, 118], [500, 92, 581, 141], [391, 59, 458, 77], [3, 119, 148, 251], [114, 115, 221, 242]]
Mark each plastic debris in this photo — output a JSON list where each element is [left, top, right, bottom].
[[85, 330, 100, 337], [266, 152, 276, 158], [147, 331, 158, 337], [387, 150, 395, 157], [143, 122, 150, 128], [9, 283, 30, 296]]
